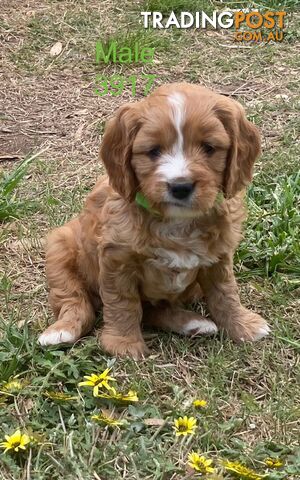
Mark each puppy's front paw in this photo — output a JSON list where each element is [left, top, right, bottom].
[[99, 332, 149, 359], [38, 321, 78, 346], [230, 310, 270, 343]]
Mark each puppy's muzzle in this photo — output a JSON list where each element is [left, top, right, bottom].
[[168, 182, 195, 200]]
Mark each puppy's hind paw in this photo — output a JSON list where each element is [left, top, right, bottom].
[[181, 318, 218, 337]]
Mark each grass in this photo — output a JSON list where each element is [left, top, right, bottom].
[[237, 172, 300, 281], [0, 0, 299, 478], [0, 322, 299, 479], [145, 0, 300, 13], [0, 151, 47, 222]]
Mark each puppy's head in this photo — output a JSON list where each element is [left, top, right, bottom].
[[100, 83, 261, 217]]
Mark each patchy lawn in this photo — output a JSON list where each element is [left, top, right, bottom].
[[0, 0, 299, 479]]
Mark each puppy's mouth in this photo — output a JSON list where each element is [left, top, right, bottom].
[[161, 200, 204, 219], [161, 199, 194, 209]]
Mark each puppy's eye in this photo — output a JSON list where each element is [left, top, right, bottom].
[[148, 146, 161, 160], [202, 143, 215, 156]]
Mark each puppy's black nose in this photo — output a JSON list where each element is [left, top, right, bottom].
[[168, 182, 194, 200]]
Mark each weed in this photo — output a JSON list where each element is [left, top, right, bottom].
[[0, 150, 47, 222]]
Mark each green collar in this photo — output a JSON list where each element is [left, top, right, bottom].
[[215, 191, 225, 205], [135, 192, 161, 216]]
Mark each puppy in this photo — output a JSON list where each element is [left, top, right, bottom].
[[38, 83, 270, 358]]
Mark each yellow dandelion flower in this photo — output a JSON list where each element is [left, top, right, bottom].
[[78, 369, 116, 396], [91, 413, 124, 426], [173, 416, 197, 436], [264, 457, 284, 468], [44, 391, 78, 401], [188, 451, 215, 474], [119, 390, 139, 402], [223, 460, 267, 479], [96, 388, 139, 403], [0, 377, 23, 396], [193, 399, 207, 408], [0, 430, 30, 453]]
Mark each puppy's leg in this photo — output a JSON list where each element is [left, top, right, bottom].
[[38, 222, 95, 346], [98, 251, 148, 359], [143, 303, 218, 337], [198, 256, 270, 342], [180, 282, 203, 303]]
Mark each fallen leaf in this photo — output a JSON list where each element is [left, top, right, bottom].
[[75, 123, 85, 141], [50, 41, 63, 57], [23, 397, 35, 414], [74, 109, 89, 116], [66, 109, 89, 118], [144, 418, 165, 426]]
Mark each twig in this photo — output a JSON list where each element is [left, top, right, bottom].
[[26, 448, 32, 480], [14, 398, 26, 427], [58, 406, 67, 434], [218, 43, 254, 49], [68, 430, 74, 458], [45, 453, 65, 471], [88, 428, 101, 465], [93, 472, 102, 480]]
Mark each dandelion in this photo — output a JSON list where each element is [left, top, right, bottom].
[[91, 413, 124, 426], [96, 388, 139, 402], [188, 451, 215, 474], [118, 390, 139, 402], [0, 377, 23, 396], [0, 429, 30, 453], [264, 457, 284, 468], [173, 416, 197, 436], [2, 379, 22, 391], [193, 399, 207, 408], [78, 369, 116, 396], [222, 460, 266, 479], [44, 391, 78, 401]]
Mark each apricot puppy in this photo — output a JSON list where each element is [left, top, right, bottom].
[[39, 83, 270, 358]]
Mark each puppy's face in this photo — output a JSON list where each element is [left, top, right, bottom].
[[101, 83, 261, 218], [131, 89, 231, 217]]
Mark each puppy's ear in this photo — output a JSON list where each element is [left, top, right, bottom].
[[100, 103, 141, 202], [216, 98, 261, 198]]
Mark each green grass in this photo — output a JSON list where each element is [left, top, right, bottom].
[[1, 161, 299, 478], [219, 0, 299, 10], [0, 320, 299, 479], [0, 151, 46, 222], [144, 0, 214, 15], [9, 9, 104, 72], [144, 0, 300, 14], [237, 172, 300, 281]]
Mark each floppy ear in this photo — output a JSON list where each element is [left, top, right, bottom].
[[216, 98, 261, 198], [100, 103, 141, 202]]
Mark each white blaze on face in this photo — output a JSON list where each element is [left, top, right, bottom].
[[157, 92, 189, 181]]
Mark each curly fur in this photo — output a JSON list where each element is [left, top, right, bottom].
[[38, 83, 270, 357]]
